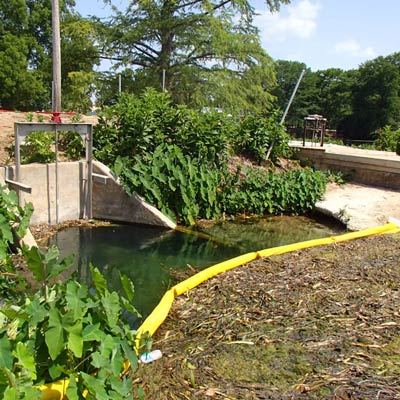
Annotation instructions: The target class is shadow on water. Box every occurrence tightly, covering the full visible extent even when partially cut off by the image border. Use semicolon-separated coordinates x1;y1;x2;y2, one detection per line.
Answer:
47;214;344;325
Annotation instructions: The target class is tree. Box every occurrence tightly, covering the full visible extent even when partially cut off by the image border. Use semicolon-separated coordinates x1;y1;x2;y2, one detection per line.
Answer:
314;68;355;130
0;0;99;111
97;0;290;113
344;54;400;139
272;60;318;127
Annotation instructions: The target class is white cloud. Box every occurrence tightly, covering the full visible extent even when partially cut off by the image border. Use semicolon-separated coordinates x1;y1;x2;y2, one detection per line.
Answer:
255;0;321;43
333;39;376;58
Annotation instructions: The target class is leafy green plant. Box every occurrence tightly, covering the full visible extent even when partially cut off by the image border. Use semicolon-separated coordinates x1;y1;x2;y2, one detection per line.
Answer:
94;89;175;165
25;112;34;122
0;185;33;301
0;256;142;399
94;89;236;167
59;131;85;160
374;125;400;152
115;143;221;225
235;113;291;163
0;185;33;262
0;186;144;399
71;113;83;123
115;145;327;225
171;108;235;166
20;131;56;164
220;167;327;216
321;170;346;185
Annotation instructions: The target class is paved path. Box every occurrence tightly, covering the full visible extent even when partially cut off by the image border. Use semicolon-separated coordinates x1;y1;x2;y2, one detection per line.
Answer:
316;183;400;231
290;141;400;230
290;141;400;160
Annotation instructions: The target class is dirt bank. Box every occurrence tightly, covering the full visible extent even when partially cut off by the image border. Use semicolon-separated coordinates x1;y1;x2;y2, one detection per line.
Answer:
134;231;400;399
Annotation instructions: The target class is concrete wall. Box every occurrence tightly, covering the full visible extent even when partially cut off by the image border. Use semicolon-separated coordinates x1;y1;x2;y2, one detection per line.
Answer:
92;161;175;229
1;162;87;224
0;161;176;229
293;147;400;189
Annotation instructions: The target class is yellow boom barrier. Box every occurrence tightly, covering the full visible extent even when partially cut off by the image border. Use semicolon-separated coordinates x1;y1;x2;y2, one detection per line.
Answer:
40;221;400;399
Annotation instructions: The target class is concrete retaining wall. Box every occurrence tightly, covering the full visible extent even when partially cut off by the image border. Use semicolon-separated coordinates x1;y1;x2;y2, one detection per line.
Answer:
0;161;176;229
293;146;400;189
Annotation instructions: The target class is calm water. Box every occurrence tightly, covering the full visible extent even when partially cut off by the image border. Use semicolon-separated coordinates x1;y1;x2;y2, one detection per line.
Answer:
48;215;344;324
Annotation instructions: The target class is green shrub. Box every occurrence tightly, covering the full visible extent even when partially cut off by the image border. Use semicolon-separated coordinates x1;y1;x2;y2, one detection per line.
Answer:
374;125;400;152
235;113;290;163
115;146;327;225
0;186;143;399
20;131;56;164
94;89;236;167
171;108;235;166
59;131;85;160
115;144;221;225
221;167;327;216
93;90;175;165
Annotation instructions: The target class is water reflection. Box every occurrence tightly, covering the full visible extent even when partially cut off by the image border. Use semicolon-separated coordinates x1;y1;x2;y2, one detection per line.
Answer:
47;215;344;323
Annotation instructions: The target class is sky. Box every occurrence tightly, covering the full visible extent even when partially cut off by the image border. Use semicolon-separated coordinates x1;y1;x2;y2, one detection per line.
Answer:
75;0;400;72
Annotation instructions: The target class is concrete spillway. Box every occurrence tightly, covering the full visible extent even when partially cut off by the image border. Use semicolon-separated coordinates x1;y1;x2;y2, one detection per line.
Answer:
0;160;176;229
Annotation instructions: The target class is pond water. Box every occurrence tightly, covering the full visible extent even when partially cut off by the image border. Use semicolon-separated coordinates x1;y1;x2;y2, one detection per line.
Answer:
47;215;344;325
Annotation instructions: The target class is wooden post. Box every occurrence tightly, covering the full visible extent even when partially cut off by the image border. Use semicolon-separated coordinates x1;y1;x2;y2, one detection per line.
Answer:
51;0;62;122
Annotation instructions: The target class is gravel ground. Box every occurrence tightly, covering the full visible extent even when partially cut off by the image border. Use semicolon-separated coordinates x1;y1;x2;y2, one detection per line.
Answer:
134;232;400;400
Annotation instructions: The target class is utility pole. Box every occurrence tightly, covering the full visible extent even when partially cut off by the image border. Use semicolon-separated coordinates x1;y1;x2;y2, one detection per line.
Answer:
51;0;62;122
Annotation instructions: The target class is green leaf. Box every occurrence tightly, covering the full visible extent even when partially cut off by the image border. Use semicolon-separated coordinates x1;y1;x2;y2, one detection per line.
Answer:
3;386;18;400
0;336;13;370
89;264;108;297
48;364;63;381
47;254;73;281
0;214;13;244
16;202;34;238
82;323;103;342
121;340;138;373
119;273;134;302
45;307;64;360
66;281;88;320
14;342;36;380
101;292;121;329
0;241;8;261
45;245;73;280
81;372;109;400
65;321;83;358
65;373;80;400
22;245;45;282
110;345;123;376
121;298;141;318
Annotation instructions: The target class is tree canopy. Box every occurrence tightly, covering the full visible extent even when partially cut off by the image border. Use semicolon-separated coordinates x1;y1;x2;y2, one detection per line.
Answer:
0;0;99;111
273;54;400;140
97;0;289;113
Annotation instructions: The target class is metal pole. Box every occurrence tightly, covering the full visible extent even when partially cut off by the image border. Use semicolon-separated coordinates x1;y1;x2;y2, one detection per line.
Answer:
51;0;62;122
55;128;59;224
14;124;21;204
162;69;166;92
280;69;306;125
86;126;93;219
118;74;122;93
266;69;306;160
